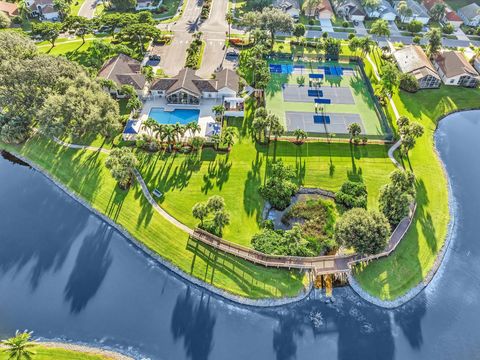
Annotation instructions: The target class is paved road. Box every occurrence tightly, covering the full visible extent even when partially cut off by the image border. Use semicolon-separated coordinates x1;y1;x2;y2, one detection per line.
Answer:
78;0;97;19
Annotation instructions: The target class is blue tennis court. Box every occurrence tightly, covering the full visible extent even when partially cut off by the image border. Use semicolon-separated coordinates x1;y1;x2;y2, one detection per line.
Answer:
269;64;300;74
314;115;331;124
309;74;324;79
314;98;331;104
307;89;323;97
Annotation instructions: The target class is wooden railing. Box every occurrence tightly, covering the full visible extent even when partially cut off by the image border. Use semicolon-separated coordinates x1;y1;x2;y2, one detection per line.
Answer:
190;202;417;275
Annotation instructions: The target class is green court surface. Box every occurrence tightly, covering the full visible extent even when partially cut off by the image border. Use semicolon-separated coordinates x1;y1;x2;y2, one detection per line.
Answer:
265;61;391;139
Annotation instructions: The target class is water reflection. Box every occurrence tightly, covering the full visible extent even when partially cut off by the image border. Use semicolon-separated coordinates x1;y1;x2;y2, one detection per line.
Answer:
2;111;480;360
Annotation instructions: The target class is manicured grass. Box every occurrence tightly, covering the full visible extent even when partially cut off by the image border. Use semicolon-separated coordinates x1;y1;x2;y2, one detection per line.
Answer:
70;0;87;15
355;86;480;300
1;136;305;299
0;345;110;360
264;60;387;137
137;107;394;247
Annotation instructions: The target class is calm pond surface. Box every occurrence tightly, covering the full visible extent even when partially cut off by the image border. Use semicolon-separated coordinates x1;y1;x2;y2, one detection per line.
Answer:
1;111;480;360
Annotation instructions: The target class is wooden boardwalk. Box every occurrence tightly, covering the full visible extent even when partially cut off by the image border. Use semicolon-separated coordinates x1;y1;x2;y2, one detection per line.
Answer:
51;136;415;277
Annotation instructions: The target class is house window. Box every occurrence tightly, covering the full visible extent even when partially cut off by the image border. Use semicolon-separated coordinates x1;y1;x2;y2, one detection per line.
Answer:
450;79;454;84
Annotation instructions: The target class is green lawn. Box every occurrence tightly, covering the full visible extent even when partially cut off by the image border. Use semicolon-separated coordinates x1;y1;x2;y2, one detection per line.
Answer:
70;0;87;15
0;345;110;360
136;105;394;247
1;135;305;299
355;86;480;300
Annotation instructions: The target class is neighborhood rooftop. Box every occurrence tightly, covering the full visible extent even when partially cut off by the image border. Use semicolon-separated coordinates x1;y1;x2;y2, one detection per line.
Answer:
435;51;479;78
98;54;146;90
393;45;439;80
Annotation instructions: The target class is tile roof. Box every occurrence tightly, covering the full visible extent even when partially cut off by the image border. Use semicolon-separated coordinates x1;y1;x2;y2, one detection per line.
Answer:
435;51;479;78
458;2;480;20
393;45;440;80
0;1;18;16
445;8;462;21
98;54;146;90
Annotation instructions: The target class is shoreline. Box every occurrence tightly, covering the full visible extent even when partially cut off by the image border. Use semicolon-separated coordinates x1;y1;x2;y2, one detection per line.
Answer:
347;109;478;308
4;150;314;308
3;108;477;310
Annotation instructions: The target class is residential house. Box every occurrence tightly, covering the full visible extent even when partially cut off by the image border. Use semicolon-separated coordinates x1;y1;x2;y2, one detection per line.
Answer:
365;0;397;21
304;0;334;20
98;54;148;98
273;0;300;17
458;3;480;27
423;0;463;27
395;0;430;24
0;1;19;17
150;68;240;105
393;45;441;89
332;0;366;21
474;56;480;74
445;7;463;28
434;51;480;87
25;0;59;20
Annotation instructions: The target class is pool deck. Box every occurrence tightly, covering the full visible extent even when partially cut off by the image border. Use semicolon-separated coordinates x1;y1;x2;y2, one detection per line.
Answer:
137;98;222;139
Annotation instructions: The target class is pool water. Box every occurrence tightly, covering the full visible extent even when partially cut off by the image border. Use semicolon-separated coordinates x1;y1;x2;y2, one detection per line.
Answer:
148;108;200;125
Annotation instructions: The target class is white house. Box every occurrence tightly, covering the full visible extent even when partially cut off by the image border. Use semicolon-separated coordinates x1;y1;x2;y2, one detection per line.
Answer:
458;3;480;27
25;0;59;20
332;0;366;22
365;0;397;21
395;0;430;24
273;0;300;17
150;68;241;106
98;54;148;98
434;51;480;88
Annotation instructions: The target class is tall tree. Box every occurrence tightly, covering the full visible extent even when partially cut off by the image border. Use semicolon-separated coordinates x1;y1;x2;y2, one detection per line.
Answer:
396;1;412;22
370;19;390;38
225;11;233;40
302;0;322;17
380;62;400;97
335;208;390;255
63;16;93;44
31;22;62;47
430;2;446;21
110;0;137;10
117;23;161;54
259;7;293;46
0;11;11;29
105;148;138;189
426;28;442;56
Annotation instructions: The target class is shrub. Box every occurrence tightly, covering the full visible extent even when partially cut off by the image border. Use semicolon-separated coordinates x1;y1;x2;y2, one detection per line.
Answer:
443;23;454;35
252;226;317;256
259;160;298;210
399;73;419;93
412;35;421;44
335;208;390;255
105;148;138;189
379;170;415;226
335;181;367;209
342;21;349;28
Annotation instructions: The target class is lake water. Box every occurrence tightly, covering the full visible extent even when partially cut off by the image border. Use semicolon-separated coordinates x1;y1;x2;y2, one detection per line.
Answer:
1;110;480;360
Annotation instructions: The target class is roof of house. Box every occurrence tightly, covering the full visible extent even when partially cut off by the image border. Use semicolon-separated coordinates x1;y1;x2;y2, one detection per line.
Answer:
274;0;300;11
98;54;146;90
317;0;334;15
365;0;396;17
393;45;440;80
445;8;462;21
458;3;480;19
435;51;480;78
332;0;366;15
407;0;429;17
41;4;57;13
150;68;239;95
422;0;442;12
0;1;18;16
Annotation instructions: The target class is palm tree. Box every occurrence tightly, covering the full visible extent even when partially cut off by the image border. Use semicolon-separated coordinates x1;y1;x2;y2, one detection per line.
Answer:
370;19;390;38
210;134;221;150
126;96;142;114
2;330;35;360
172;123;185;144
221;126;237;151
212;105;225;123
270;118;285;143
187;121;201;137
141;117;157;137
315;37;324;60
154;123;166;142
225;11;234;40
252;116;268;143
360;36;374;56
163;125;176;151
293;129;307;144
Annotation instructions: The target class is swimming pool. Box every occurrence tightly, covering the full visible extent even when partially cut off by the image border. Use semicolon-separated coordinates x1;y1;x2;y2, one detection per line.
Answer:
148;108;200;125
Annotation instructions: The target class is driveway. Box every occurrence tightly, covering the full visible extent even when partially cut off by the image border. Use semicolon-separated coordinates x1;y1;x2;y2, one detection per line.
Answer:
78;0;97;18
319;19;333;33
354;21;367;36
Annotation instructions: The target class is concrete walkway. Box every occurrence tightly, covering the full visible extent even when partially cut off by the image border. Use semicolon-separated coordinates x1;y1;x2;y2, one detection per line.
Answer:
78;0;97;19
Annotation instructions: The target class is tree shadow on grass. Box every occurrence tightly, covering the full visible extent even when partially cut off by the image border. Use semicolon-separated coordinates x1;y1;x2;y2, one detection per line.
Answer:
347;143;363;182
243;150;264;218
105;184;128;221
